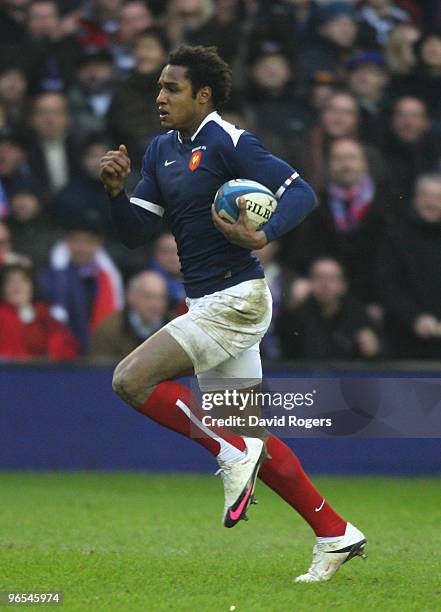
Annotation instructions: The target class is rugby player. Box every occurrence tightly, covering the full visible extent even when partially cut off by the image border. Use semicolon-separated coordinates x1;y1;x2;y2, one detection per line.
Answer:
100;44;366;582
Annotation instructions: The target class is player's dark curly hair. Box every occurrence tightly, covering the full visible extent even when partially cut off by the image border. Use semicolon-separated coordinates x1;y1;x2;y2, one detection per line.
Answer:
168;45;232;109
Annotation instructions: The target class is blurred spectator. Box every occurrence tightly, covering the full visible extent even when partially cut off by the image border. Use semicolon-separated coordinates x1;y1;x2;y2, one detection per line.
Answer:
277;257;381;360
107;27;168;163
149;232;185;312
24;0;82;93
288;138;393;301
357;0;414;48
346;50;389;139
381;96;441;201
0;0;28;49
165;0;214;50
78;0;123;50
0;263;78;360
68;50;117;142
39;218;123;353
411;30;441;126
385;22;420;76
7;190;59;270
183;0;242;64
297;2;360;90
90;269;169;358
112;0;155;73
305;69;341;120
0;64;28;131
53;135;113;234
28;92;79;199
251;0;319;61
0;132;40;214
246;52;308;160
299;91;362;190
0;221;31;267
376;172;441;359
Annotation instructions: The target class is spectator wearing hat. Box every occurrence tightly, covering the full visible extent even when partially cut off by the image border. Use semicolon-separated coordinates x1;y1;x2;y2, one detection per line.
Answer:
297;1;361;91
107;27;168;167
39;214;123;354
67;50;117;144
381;96;441;202
0;263;78;361
7;190;59;271
303;70;341;117
28;92;79;200
346;50;390;142
90;270;170;360
376;172;441;359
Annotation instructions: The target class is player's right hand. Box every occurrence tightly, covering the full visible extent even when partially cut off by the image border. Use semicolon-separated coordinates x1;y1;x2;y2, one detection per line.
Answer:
100;144;131;197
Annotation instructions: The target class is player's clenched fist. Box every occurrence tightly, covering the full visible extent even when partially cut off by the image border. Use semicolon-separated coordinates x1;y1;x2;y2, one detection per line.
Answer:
100;144;131;197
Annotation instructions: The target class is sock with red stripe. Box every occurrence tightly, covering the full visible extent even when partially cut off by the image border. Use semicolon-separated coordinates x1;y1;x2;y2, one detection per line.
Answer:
137;381;246;463
258;435;346;537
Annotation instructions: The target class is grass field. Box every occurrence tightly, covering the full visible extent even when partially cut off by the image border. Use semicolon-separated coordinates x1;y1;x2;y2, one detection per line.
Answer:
1;473;440;611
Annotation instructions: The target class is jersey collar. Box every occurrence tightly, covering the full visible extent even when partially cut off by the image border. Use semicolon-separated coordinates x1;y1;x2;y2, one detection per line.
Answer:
177;111;221;143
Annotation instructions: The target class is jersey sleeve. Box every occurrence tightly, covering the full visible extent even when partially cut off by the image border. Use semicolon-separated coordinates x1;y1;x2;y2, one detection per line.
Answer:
130;137;166;218
230;132;317;242
233;132;299;198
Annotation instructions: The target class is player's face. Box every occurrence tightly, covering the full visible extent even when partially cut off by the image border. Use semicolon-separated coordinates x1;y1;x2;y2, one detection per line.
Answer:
157;64;203;136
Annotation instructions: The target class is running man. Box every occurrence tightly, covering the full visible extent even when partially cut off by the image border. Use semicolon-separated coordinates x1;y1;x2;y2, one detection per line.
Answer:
100;45;366;582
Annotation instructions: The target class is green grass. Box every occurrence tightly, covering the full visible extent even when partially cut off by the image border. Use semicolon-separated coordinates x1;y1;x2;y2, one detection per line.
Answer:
1;473;440;611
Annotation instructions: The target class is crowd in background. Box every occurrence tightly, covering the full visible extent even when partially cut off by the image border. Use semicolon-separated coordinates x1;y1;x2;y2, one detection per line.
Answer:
1;0;441;363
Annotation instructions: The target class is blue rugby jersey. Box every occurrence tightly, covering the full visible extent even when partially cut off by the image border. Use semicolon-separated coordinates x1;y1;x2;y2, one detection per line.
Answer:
110;111;308;298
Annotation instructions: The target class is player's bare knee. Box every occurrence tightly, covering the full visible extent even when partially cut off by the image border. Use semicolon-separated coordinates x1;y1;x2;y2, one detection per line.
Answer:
112;363;139;404
112;359;158;406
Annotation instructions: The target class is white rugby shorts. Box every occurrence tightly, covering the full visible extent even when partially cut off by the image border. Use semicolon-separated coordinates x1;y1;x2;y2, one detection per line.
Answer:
164;278;272;390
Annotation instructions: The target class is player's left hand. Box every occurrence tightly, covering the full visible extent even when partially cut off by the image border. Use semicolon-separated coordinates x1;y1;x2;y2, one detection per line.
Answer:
211;197;268;250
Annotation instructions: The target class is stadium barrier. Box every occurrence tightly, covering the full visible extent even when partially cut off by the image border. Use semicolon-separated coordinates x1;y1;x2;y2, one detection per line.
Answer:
1;363;440;474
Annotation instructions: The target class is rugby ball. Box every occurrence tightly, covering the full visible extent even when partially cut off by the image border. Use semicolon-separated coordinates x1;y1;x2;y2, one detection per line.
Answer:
214;179;278;229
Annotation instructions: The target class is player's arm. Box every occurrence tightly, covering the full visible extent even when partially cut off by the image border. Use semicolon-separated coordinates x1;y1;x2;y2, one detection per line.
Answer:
100;142;164;249
212;133;317;249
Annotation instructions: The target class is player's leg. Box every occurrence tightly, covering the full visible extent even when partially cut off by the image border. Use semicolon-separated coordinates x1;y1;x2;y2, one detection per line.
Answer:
203;342;367;579
112;327;248;461
258;436;366;581
198;344;269;527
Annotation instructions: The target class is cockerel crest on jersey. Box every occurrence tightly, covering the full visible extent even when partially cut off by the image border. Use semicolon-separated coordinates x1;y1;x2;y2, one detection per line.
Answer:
189;150;202;171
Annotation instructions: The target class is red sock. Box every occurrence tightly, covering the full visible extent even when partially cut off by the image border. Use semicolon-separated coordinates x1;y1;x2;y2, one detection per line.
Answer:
137;381;246;458
258;435;346;537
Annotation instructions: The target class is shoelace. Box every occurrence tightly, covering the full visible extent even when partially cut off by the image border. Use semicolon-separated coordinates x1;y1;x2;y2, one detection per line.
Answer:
215;467;229;478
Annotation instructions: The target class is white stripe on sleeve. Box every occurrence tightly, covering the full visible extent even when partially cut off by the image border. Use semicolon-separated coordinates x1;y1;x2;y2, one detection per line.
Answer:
130;197;165;217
